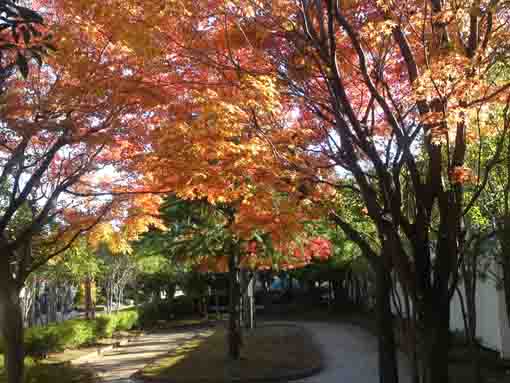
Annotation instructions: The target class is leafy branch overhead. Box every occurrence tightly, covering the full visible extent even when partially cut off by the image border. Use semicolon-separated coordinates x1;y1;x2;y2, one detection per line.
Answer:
0;0;54;79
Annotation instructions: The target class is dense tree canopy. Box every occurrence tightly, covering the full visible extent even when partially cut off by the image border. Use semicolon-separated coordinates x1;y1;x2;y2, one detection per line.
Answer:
2;1;510;383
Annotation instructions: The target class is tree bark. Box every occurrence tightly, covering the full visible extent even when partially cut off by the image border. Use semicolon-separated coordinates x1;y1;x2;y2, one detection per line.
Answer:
417;242;452;383
462;240;481;383
375;258;399;383
244;274;255;330
0;257;25;383
419;296;450;383
228;245;242;360
499;216;510;326
84;276;95;320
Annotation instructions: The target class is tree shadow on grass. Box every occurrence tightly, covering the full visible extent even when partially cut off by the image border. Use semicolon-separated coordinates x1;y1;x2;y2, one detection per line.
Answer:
136;324;323;383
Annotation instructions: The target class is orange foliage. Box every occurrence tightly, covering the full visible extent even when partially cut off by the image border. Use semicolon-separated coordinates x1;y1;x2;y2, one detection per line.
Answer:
33;0;510;260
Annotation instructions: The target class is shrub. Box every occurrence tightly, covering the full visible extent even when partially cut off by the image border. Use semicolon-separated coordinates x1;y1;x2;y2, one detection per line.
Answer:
137;297;198;329
171;296;195;317
138;301;173;329
100;309;139;335
16;308;140;356
114;309;139;331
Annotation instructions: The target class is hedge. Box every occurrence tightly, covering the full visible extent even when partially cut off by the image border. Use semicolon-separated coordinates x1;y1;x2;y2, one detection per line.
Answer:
138;296;196;329
1;309;139;356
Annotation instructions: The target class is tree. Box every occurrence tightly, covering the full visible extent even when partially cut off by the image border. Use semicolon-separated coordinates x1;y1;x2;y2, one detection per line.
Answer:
44;1;510;382
96;244;137;314
134;254;183;303
0;9;162;383
138;195;331;360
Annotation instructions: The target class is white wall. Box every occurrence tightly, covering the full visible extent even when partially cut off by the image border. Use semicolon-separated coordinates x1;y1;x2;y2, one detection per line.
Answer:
450;270;503;351
392;260;510;357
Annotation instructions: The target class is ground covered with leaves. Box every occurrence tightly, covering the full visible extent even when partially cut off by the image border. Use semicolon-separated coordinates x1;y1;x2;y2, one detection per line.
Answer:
138;323;322;382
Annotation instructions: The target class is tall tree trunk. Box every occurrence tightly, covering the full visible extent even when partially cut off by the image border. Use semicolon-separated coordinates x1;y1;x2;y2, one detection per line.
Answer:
502;133;510;326
84;276;95;320
462;240;481;383
228;245;242;360
402;284;419;383
215;291;220;320
244;274;255;330
419;295;450;383
0;258;25;383
375;258;399;383
418;238;452;383
499;216;510;325
47;284;57;323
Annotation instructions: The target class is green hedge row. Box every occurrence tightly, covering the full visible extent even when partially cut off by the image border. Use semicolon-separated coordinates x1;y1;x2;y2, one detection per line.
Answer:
138;296;196;329
1;309;139;356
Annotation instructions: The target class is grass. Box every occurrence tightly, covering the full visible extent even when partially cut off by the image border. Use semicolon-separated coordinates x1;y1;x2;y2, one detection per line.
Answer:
139;324;322;382
0;355;95;383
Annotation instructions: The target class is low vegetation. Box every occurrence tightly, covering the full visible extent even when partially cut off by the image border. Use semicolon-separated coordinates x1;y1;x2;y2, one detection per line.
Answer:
0;309;138;357
137;297;197;329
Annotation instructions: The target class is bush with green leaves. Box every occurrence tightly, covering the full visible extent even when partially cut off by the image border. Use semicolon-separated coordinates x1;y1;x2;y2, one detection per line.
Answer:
138;301;173;329
1;309;139;356
137;296;196;329
96;309;139;338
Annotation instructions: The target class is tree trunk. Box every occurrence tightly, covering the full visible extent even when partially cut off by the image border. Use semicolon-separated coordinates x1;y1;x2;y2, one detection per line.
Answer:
84;276;95;320
47;284;57;323
499;216;510;326
245;274;255;330
375;259;399;383
228;247;242;360
215;291;220;320
462;242;481;383
0;261;25;383
402;284;419;383
419;296;450;383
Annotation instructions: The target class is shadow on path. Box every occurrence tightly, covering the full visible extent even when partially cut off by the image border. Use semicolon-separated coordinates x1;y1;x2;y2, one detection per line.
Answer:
74;330;212;382
76;321;410;383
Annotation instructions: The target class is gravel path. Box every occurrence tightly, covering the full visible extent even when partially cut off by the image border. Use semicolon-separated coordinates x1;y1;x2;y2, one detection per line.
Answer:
74;329;213;382
291;321;412;383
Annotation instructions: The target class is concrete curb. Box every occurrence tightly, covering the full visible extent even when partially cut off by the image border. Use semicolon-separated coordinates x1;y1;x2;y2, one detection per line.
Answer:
230;364;324;383
136;364;323;383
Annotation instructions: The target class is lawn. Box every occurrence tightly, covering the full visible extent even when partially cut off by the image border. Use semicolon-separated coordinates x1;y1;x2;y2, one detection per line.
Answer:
0;355;95;383
139;324;323;382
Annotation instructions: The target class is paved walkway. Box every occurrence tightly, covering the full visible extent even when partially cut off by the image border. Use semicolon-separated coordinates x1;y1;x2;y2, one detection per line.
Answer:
75;321;410;383
74;329;213;382
292;321;412;383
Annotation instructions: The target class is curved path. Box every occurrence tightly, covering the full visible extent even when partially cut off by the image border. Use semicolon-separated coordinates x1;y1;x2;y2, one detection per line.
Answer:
74;328;213;382
75;321;411;383
291;321;412;383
